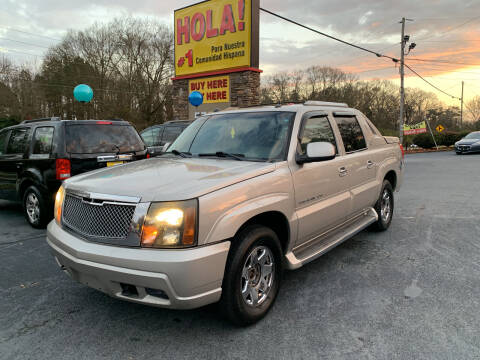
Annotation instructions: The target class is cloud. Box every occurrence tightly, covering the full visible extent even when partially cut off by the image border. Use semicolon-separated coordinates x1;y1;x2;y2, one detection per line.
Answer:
0;0;479;104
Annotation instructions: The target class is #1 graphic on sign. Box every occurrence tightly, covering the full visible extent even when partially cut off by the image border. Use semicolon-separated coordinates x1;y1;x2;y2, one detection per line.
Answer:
175;0;257;76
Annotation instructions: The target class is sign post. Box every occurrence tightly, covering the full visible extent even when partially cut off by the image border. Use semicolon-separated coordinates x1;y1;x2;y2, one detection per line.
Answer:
171;0;261;120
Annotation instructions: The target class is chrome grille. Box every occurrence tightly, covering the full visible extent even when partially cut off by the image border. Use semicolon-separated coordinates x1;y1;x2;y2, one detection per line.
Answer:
458;145;471;151
62;194;135;239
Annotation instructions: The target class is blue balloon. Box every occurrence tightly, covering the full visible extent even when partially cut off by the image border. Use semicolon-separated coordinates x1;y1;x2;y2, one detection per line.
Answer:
188;91;203;107
73;84;94;103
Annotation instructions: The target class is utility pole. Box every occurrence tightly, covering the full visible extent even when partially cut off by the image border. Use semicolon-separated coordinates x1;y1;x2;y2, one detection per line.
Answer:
398;18;414;145
399;18;406;145
460;81;464;128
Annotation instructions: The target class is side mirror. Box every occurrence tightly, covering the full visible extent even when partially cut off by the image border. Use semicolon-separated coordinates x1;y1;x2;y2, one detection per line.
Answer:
296;142;336;164
161;142;171;153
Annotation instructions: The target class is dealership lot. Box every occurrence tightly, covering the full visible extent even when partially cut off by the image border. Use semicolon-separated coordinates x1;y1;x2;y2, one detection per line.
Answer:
1;151;479;359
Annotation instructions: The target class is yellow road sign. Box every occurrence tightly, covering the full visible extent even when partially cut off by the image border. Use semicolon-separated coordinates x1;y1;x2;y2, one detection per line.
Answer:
436;124;445;132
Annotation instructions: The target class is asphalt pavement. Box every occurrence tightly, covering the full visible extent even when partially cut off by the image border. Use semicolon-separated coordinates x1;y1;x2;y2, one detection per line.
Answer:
1;151;479;360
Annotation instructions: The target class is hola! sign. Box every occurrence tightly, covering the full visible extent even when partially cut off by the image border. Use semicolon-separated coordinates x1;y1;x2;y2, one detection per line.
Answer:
189;75;230;103
174;0;259;77
403;121;427;135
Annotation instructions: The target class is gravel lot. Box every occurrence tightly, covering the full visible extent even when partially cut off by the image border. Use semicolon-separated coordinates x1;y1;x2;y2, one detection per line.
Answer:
1;151;479;360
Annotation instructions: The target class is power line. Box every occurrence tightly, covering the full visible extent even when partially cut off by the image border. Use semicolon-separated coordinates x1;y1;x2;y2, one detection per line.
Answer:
0;37;50;49
260;7;395;61
0;48;43;57
0;27;62;41
404;63;461;99
406;58;479;66
417;16;480;42
260;7;463;104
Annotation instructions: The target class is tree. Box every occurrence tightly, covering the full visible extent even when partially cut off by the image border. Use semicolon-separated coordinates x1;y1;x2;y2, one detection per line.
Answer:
466;96;480;123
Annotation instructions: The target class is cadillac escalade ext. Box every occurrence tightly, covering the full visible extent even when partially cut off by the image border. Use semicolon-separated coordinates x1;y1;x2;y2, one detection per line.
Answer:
46;101;404;325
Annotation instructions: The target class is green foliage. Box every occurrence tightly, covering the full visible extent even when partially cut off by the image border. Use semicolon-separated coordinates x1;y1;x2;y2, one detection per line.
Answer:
436;131;461;147
412;133;436;149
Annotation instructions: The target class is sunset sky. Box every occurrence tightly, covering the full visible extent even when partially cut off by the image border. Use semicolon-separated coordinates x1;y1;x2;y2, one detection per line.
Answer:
1;0;479;107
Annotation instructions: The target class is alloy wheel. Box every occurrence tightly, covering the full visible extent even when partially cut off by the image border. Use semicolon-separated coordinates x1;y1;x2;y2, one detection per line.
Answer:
240;245;275;307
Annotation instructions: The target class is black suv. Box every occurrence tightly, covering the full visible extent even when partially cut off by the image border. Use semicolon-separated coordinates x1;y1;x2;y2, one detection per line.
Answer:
140;120;192;156
0;118;147;228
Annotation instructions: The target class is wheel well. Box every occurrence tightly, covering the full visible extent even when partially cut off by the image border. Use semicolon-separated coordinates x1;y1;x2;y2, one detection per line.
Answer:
18;179;34;200
236;211;290;254
384;170;397;191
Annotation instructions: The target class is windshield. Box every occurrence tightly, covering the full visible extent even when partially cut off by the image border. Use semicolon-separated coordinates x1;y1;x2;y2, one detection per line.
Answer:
168;111;295;161
65;124;144;154
464;132;480;140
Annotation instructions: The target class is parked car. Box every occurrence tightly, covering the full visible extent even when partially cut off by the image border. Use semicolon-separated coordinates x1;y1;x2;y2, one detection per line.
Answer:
140;120;192;156
47;101;404;325
454;131;480;154
0;117;147;228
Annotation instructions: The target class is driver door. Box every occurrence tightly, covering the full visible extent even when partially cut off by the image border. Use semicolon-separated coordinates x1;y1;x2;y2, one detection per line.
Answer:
290;112;351;246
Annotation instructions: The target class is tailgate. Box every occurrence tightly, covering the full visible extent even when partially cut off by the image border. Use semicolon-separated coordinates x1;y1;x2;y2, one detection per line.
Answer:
69;153;136;176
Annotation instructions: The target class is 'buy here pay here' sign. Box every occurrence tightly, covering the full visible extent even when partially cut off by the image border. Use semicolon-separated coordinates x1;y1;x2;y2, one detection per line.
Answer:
188;76;230;103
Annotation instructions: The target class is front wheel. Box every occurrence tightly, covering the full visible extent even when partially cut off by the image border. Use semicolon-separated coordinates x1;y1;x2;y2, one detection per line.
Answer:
220;225;283;326
370;180;394;231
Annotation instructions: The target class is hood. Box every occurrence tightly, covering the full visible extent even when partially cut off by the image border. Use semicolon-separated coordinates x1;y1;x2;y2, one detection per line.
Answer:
456;139;480;145
65;157;276;202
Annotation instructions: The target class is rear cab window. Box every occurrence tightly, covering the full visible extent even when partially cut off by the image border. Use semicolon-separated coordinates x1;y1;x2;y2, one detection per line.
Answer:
333;113;367;153
65;123;144;154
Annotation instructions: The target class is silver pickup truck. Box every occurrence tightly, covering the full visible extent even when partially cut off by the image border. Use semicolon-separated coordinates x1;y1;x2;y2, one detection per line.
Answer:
47;101;404;325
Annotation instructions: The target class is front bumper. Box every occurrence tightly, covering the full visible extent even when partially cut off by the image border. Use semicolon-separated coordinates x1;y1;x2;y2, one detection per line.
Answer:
46;221;230;309
455;144;480;153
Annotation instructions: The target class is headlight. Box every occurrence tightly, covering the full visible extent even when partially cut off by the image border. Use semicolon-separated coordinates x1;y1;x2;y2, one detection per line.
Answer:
141;199;197;248
54;185;66;225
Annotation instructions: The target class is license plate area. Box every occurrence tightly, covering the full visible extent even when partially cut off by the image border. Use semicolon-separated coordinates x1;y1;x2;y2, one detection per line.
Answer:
107;161;124;167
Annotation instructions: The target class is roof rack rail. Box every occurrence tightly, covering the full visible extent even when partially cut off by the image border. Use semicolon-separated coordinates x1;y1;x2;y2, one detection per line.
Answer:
164;120;191;124
21;117;61;124
304;101;349;108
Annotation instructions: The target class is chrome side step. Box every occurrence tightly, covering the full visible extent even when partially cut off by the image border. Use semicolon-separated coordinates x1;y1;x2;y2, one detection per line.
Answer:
285;208;378;270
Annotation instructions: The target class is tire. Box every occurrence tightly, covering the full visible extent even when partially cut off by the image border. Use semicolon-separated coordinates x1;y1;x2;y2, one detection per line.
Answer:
220;225;283;326
23;185;50;229
370;180;394;232
456;152;462;155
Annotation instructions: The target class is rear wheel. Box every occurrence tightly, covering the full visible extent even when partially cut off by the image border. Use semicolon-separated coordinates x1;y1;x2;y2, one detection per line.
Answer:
220;225;283;326
370;180;394;231
23;185;49;228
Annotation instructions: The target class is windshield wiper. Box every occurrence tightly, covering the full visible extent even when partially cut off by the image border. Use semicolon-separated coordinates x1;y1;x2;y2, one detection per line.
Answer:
170;149;192;158
198;151;245;161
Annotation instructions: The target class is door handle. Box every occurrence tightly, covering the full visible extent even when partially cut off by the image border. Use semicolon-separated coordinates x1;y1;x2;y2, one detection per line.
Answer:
367;160;375;169
339;166;348;177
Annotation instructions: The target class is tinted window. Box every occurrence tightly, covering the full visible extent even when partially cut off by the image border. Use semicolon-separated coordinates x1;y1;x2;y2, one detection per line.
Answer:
141;129;154;146
465;132;480;139
299;115;337;155
65;124;144;154
0;131;8;155
6;128;30;154
32;127;55;154
334;116;367;152
162;126;183;143
151;127;163;146
170;112;294;161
